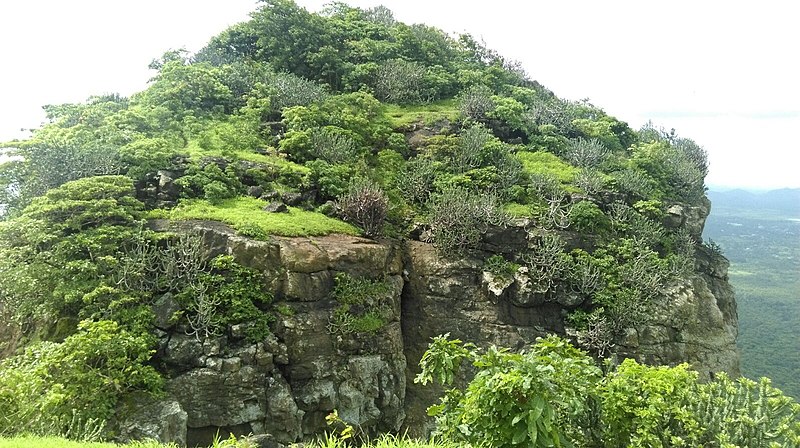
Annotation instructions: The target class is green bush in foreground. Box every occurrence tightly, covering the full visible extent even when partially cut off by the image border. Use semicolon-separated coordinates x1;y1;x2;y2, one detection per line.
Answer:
417;335;800;448
0;321;161;439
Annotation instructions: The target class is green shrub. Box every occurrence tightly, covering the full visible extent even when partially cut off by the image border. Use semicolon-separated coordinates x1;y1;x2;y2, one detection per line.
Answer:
569;200;609;233
484;255;519;281
306;160;357;202
600;359;703;447
417;335;602;448
572;116;629;152
179;255;273;342
175;162;243;203
0;320;161;438
487;95;526;131
0;138;124;213
119;137;180;180
0;176;145;322
328;273;392;335
280;92;391;162
418;336;800;448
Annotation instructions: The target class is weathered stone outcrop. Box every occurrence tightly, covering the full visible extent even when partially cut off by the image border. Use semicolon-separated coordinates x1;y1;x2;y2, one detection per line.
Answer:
121;197;738;446
126;222;405;446
613;249;739;379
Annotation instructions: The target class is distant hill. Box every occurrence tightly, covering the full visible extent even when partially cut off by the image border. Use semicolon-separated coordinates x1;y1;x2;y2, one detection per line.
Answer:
708;188;800;216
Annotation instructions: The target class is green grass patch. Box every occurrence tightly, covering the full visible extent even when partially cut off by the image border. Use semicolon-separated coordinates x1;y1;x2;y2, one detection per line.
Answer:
383;99;459;128
504;202;535;218
308;433;460;448
0;436;119;448
184;140;310;175
159;196;360;238
0;435;235;447
516;151;579;185
230;150;310;174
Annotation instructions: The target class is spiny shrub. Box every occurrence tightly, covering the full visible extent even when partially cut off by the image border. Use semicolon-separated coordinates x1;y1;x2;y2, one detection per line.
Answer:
691;373;800;447
612;168;657;200
458;85;495;122
336;178;389;238
425;187;508;256
400;157;438;205
564;137;610;169
309;127;361;164
373;59;429;104
574;167;606;196
453;124;493;173
525;95;579;135
180;255;274;343
267;70;329;113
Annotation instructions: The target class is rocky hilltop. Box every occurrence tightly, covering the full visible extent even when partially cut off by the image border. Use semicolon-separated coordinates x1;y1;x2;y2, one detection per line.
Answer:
0;2;740;446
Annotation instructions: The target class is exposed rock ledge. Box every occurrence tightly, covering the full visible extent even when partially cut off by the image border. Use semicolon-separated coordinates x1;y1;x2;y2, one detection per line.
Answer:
117;218;738;446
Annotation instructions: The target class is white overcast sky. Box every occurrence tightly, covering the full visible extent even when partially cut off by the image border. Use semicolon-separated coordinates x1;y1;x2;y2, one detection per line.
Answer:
1;0;798;190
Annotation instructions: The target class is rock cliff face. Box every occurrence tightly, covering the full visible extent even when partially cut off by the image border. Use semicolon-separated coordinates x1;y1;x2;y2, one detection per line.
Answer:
120;199;738;446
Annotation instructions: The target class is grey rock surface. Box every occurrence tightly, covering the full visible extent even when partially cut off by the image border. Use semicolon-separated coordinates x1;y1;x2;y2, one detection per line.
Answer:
118;194;739;444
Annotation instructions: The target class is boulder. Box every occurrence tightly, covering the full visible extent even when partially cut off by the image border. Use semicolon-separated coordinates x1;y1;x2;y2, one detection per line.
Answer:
248;185;265;198
263;202;289;213
115;397;187;447
281;192;303;206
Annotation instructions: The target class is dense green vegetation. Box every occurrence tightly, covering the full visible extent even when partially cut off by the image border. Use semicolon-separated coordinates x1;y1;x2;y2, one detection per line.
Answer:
418;335;800;447
704;189;800;399
0;0;794;445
